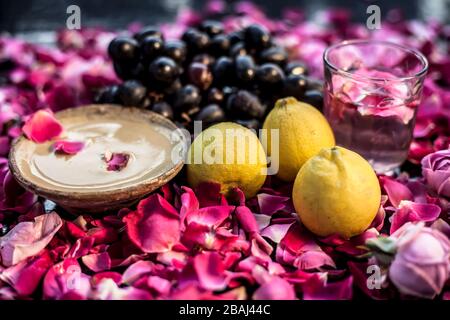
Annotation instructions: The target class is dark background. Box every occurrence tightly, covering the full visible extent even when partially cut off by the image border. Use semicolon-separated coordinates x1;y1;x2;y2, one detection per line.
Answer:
0;0;448;35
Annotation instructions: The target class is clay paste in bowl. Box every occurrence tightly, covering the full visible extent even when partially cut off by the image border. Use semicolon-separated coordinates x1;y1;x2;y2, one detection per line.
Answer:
9;104;188;212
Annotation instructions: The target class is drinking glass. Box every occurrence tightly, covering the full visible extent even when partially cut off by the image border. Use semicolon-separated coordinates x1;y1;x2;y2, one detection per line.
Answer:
323;40;428;174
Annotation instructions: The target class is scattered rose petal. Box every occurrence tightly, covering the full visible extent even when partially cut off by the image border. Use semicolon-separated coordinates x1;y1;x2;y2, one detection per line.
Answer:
253;276;296;300
261;222;295;243
82;252;111;272
380;176;414;208
192;251;227;291
257;193;290;215
52;140;84;155
43;259;91;300
0;212;62;267
92;278;152;300
121;260;154;285
0;251;53;296
390;201;441;234
123;194;180;253
22;109;63;143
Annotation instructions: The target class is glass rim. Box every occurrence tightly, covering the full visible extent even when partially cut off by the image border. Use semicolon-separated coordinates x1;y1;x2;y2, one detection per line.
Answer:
323;39;429;82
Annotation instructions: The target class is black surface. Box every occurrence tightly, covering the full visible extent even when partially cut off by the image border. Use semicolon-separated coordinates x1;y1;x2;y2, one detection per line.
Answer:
0;0;448;34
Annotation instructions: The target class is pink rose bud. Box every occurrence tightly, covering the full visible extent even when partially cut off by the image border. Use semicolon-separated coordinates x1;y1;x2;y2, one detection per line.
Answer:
389;222;450;299
421;149;450;198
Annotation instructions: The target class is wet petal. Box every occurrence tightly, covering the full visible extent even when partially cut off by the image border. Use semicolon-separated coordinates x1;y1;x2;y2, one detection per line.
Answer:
104;152;130;171
52;140;84;155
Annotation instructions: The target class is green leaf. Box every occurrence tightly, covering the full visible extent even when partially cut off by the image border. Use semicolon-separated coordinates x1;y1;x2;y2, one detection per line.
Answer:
366;236;397;255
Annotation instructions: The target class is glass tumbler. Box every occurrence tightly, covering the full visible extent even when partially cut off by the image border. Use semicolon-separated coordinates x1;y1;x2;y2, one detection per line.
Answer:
323;40;428;174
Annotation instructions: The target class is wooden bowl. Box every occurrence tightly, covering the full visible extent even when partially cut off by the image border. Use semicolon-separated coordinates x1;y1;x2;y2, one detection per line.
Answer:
9;104;188;213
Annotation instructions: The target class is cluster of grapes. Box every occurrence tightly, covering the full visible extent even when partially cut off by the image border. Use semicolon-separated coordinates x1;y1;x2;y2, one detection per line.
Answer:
97;21;323;130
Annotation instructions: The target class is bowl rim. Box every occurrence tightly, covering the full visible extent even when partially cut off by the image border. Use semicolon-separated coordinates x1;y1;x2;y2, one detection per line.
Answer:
8;104;187;205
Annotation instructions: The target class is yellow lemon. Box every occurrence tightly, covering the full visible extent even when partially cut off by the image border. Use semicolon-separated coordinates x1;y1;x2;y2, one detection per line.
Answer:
292;146;381;239
187;122;267;198
262;97;335;182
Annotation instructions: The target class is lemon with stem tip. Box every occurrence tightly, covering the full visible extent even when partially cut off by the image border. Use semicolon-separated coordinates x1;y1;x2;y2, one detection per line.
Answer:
292;146;381;239
262;97;335;182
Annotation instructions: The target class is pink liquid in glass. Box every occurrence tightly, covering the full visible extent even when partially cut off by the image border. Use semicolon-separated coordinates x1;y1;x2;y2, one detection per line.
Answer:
323;41;428;173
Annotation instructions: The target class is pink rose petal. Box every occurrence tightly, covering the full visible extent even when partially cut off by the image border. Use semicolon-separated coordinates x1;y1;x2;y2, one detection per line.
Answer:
261;222;295;243
280;223;321;253
180;187;199;229
253;276;296;300
192;252;227;291
294;251;336;270
121;260;154;285
390;201;441;234
184;205;234;229
43;259;91;300
235;206;259;234
123;194;180;253
104;152;130;171
92;278;152;300
0;212;62;267
91;272;122;286
147;275;172;296
52;140;84;155
194;182;228;207
380;176;414;208
22;109;63;143
0;251;53;296
81;252;111;272
257;193;290;215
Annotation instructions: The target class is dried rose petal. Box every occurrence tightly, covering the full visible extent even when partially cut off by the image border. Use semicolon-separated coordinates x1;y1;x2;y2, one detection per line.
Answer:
22;109;63;143
104;152;130;171
52;140;84;155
